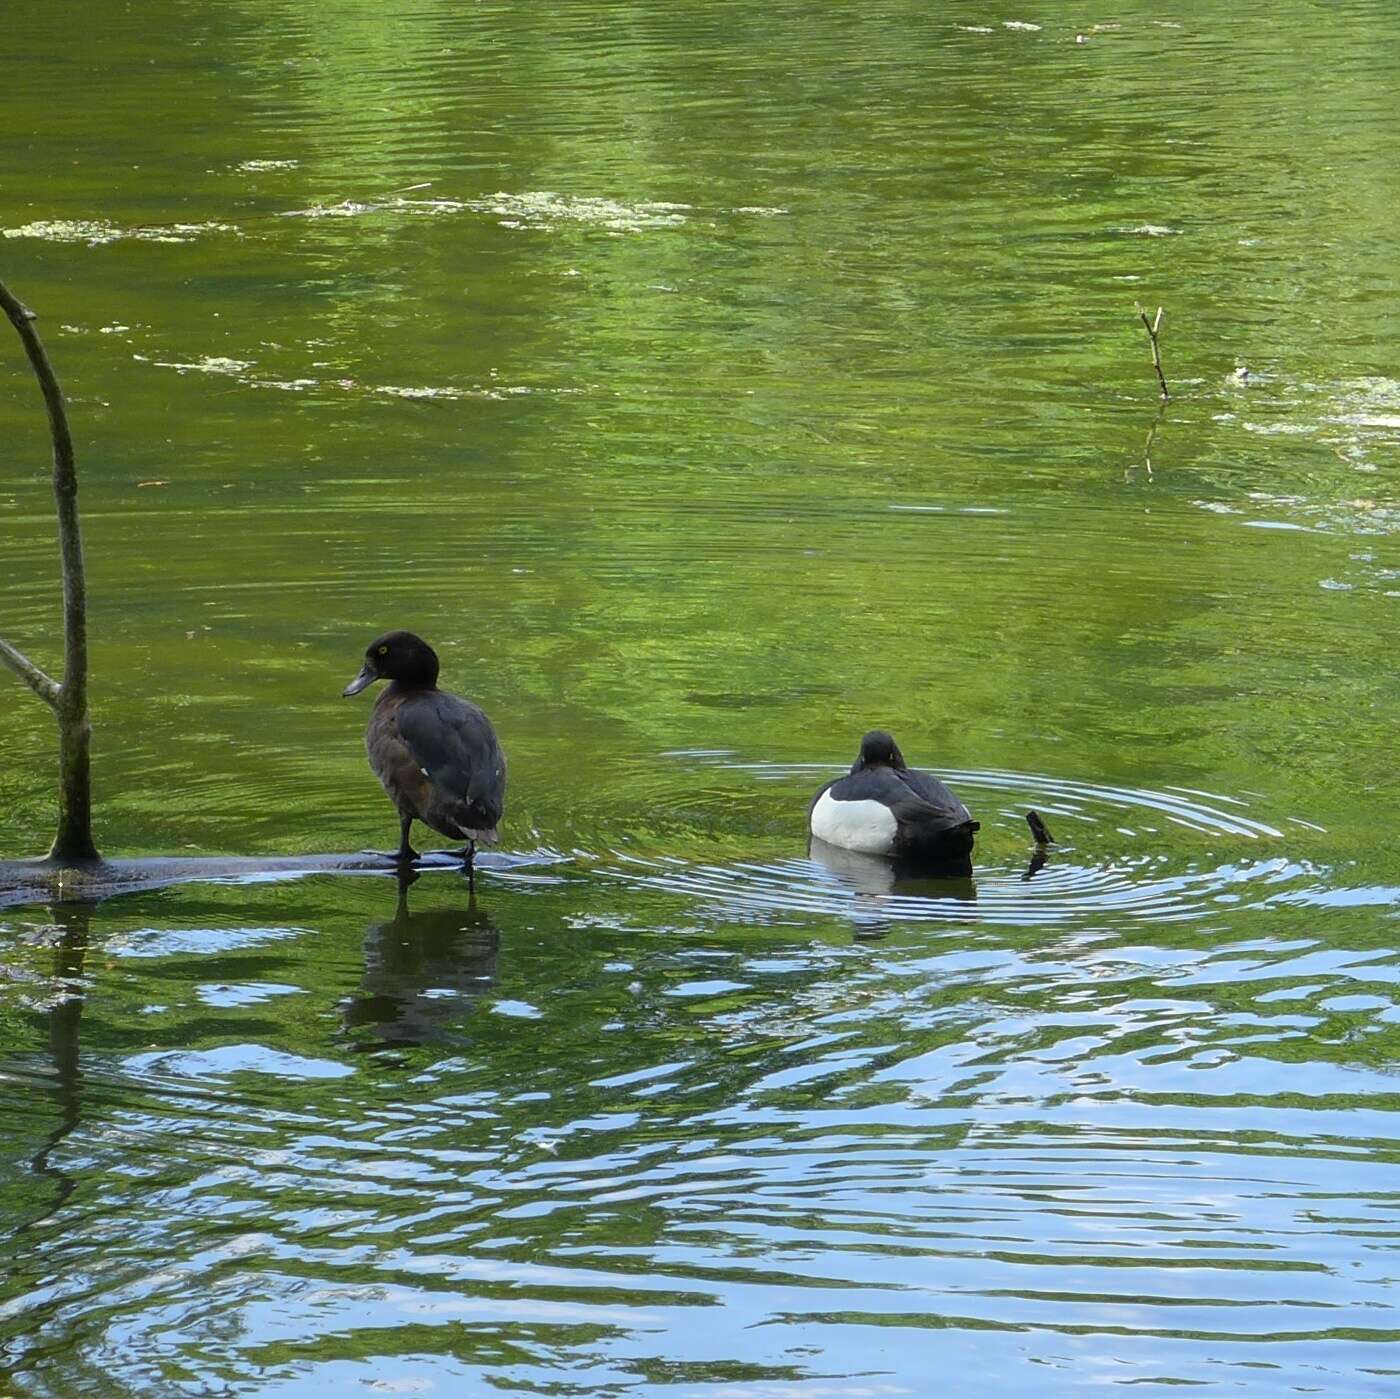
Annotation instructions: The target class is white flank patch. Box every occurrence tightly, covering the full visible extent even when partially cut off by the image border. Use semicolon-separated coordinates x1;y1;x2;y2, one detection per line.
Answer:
810;791;898;855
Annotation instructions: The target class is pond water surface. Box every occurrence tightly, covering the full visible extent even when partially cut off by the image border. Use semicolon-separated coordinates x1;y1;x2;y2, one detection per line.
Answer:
2;2;1398;1395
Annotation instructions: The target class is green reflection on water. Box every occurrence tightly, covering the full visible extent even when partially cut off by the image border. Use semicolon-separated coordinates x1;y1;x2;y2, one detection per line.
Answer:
1;1;1398;1394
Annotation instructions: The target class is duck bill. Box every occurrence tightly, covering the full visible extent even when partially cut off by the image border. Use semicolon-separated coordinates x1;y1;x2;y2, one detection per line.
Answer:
342;664;377;697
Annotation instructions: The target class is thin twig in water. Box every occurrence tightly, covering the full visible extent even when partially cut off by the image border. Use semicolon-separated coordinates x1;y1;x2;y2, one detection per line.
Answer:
1135;302;1170;402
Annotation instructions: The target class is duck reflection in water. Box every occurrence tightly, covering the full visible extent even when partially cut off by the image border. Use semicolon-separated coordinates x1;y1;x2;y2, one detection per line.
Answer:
343;872;499;1050
812;805;1055;907
810;835;977;896
809;835;976;936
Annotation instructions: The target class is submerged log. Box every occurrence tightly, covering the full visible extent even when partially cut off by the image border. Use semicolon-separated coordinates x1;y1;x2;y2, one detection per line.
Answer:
0;849;546;909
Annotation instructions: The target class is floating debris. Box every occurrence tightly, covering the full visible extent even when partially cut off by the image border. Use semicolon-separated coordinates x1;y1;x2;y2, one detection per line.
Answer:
374;385;468;401
4;219;125;244
1324;377;1400;432
280;190;691;233
143;355;573;404
4;219;238;245
469;191;690;231
153;356;254;376
277;190;788;232
279;197;469;220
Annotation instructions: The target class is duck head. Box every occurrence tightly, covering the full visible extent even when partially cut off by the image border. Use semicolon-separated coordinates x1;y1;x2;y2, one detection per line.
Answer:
853;730;906;771
343;631;440;696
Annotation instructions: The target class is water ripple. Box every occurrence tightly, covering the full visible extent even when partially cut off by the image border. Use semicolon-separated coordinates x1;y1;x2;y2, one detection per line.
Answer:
601;764;1329;930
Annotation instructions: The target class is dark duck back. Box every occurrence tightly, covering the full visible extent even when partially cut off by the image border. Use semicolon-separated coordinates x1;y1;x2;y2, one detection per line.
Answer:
809;730;978;864
343;631;506;869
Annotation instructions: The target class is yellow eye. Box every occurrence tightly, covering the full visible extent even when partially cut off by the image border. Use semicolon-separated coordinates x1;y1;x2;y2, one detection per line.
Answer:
378;645;388;655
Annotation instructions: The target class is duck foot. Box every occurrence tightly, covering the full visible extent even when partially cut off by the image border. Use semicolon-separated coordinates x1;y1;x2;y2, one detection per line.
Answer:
423;844;478;889
359;847;420;865
412;850;464;868
421;844;477;863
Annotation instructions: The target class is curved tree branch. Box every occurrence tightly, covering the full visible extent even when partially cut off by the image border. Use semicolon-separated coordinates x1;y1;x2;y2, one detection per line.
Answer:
0;277;98;862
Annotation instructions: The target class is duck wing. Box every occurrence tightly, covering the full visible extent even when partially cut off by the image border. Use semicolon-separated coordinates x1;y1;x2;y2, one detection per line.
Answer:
894;766;973;832
819;767;940;824
396;692;506;838
824;765;971;837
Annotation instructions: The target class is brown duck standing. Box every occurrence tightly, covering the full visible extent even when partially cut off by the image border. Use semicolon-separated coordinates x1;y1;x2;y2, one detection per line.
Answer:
343;631;506;881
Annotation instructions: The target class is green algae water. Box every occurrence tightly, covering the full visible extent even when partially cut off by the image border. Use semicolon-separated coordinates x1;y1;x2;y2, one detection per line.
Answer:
2;2;1398;1393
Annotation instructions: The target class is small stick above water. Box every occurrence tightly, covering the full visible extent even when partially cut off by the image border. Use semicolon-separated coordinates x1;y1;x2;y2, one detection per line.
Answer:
1135;303;1170;402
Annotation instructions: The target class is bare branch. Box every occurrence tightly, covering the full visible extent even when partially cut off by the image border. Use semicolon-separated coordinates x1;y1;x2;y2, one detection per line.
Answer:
1134;302;1170;402
0;277;98;862
0;280;86;709
0;638;60;707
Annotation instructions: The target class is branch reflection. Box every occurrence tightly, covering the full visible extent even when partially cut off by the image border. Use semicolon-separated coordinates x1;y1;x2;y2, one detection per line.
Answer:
21;901;91;1230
